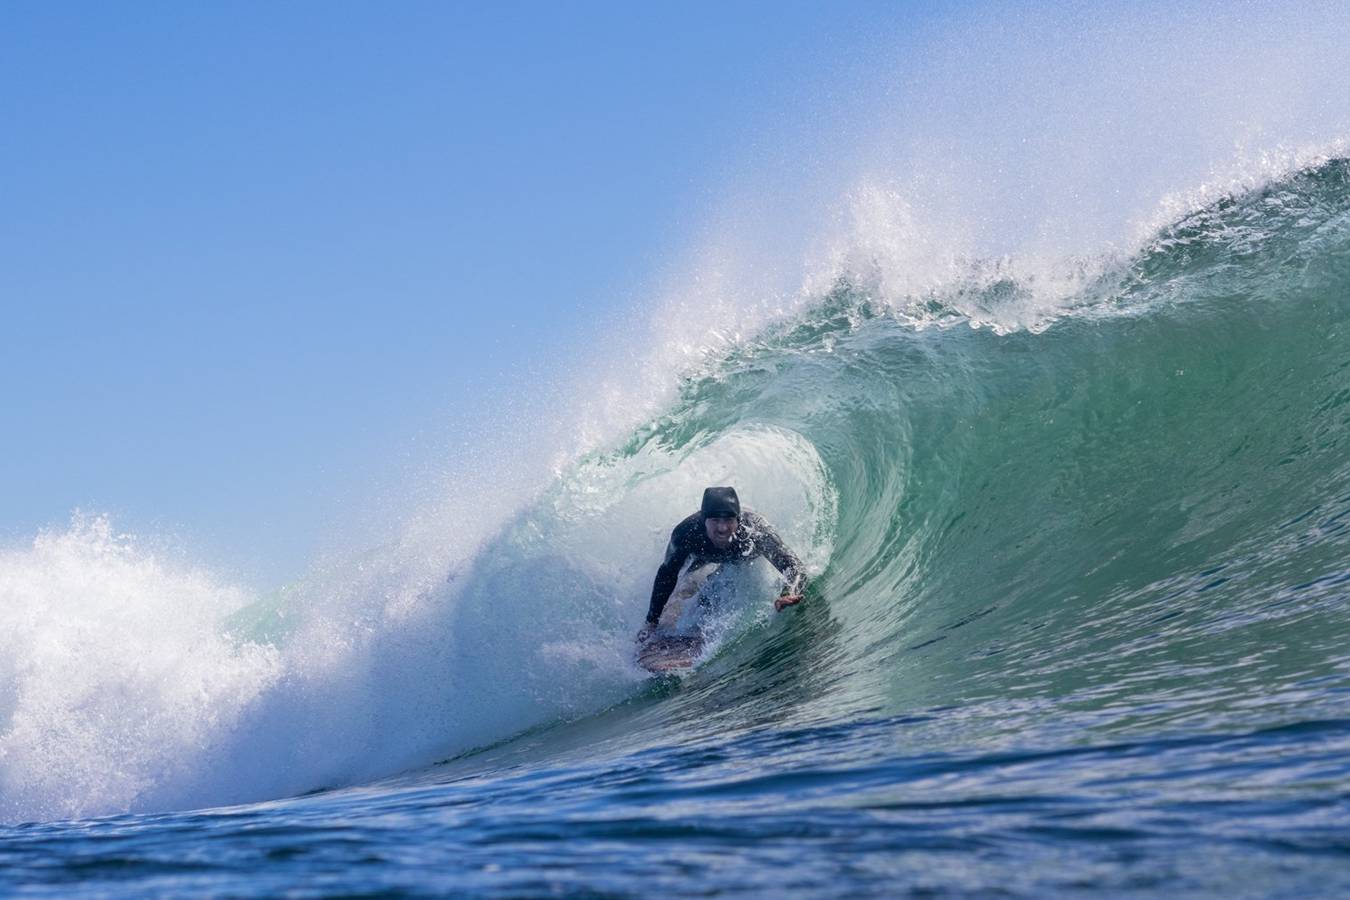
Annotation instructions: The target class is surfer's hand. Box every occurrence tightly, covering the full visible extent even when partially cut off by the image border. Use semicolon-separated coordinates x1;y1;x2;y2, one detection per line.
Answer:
774;594;803;612
636;625;654;644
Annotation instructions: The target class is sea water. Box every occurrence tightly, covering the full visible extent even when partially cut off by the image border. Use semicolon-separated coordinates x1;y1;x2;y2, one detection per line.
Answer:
6;157;1350;897
7;10;1350;897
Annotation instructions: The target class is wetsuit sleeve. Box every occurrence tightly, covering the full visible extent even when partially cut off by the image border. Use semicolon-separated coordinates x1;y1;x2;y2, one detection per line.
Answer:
751;515;808;595
646;527;692;625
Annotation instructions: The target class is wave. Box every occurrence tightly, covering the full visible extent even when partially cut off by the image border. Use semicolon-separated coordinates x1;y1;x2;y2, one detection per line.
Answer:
4;157;1350;825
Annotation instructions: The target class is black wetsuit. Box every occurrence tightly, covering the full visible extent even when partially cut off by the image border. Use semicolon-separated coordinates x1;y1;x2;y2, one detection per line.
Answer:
645;510;806;626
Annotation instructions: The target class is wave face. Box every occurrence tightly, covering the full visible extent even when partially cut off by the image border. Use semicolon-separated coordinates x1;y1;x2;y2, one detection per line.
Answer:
5;159;1350;865
683;157;1350;742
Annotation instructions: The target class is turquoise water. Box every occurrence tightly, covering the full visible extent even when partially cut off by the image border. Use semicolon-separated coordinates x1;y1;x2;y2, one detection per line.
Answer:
5;160;1350;895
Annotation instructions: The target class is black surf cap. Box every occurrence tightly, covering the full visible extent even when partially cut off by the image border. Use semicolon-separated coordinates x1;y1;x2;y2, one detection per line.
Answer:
701;486;741;519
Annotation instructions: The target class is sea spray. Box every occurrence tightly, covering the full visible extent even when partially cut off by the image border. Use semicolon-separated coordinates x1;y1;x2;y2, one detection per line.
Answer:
0;515;280;822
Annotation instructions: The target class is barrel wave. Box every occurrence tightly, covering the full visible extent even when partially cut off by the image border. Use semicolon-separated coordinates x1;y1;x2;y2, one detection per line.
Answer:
5;158;1350;894
653;156;1350;741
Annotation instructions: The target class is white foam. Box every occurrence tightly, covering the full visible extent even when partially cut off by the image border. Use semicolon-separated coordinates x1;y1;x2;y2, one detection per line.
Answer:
0;516;281;823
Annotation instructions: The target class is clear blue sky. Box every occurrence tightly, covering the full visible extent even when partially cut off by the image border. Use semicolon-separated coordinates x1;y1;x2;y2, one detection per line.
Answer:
1;2;920;585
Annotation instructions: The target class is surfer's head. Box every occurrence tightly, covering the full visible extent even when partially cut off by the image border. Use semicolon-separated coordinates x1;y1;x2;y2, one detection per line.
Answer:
702;486;741;549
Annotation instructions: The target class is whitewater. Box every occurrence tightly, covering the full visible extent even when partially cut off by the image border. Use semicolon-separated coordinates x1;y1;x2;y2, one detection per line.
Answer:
7;6;1350;897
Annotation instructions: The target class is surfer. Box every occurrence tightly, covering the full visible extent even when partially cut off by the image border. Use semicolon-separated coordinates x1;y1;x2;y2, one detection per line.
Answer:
637;486;807;643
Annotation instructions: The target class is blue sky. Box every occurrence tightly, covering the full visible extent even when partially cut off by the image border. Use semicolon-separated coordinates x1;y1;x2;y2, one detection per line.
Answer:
1;3;915;584
8;2;1347;588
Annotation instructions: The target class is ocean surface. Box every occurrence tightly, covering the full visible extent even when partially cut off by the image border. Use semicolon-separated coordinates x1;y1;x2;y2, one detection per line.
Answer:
6;157;1350;895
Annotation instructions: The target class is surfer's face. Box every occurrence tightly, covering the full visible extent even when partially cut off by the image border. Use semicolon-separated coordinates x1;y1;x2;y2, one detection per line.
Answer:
705;515;739;549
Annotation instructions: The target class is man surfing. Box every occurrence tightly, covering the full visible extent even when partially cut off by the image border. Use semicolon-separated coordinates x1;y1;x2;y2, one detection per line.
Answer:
636;486;807;645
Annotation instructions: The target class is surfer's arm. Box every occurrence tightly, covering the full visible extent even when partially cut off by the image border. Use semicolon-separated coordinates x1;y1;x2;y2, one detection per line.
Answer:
752;516;808;599
645;533;691;626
